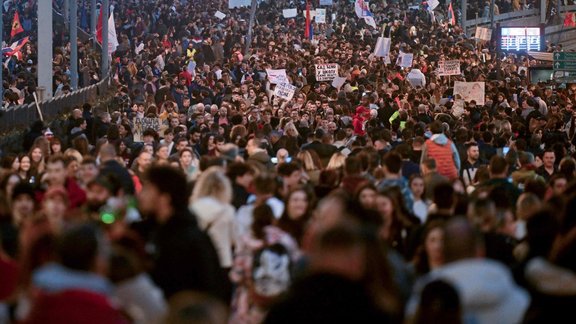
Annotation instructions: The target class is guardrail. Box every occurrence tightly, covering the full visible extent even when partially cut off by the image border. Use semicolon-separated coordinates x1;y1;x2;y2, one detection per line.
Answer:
466;8;540;28
0;71;114;133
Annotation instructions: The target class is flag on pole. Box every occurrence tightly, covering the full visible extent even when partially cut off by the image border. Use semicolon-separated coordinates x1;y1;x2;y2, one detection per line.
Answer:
96;6;103;43
10;11;24;39
305;0;313;40
2;36;29;60
448;2;456;26
108;11;119;54
354;0;377;28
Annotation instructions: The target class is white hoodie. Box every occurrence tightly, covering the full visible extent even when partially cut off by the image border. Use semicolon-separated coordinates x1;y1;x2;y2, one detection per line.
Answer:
407;259;530;324
190;196;235;268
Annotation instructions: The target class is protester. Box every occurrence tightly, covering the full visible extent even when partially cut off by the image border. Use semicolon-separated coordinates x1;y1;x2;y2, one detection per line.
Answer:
3;0;576;322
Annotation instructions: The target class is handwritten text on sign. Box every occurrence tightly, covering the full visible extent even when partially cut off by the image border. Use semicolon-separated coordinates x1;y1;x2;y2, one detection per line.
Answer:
315;63;339;81
453;81;485;106
266;69;288;84
437;60;461;76
274;83;297;101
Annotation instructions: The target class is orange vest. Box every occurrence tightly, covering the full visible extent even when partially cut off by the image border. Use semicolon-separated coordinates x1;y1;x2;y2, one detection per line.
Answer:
426;139;458;180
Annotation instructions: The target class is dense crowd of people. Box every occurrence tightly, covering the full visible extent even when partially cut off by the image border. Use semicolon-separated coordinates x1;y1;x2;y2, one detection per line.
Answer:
2;0;576;323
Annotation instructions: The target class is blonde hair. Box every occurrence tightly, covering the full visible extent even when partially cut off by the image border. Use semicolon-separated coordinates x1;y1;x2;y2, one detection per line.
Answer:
190;166;232;204
326;152;347;171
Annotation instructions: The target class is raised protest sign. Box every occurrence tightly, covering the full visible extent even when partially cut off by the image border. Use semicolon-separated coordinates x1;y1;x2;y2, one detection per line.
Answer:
282;8;297;18
229;0;251;8
453;81;485;106
133;117;161;142
396;52;414;68
315;63;339;81
319;0;333;5
266;69;288;84
274;83;297;101
315;8;326;23
428;0;439;11
373;37;391;58
437;60;461;76
475;27;491;41
214;11;226;19
332;76;347;89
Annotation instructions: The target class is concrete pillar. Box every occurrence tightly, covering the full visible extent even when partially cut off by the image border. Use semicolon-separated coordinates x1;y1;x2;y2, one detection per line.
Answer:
38;0;53;99
71;0;78;89
91;0;97;45
101;0;109;79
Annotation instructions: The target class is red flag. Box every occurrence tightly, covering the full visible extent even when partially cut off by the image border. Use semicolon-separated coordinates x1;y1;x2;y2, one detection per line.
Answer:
96;7;103;43
564;12;576;27
448;2;456;26
10;11;24;39
305;0;311;40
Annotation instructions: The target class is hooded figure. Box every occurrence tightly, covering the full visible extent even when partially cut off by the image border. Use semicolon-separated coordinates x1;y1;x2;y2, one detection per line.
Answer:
421;121;461;180
353;106;370;136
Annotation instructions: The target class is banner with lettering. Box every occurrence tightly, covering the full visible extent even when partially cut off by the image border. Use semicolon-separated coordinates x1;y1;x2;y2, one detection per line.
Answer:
315;63;339;81
274;83;297;101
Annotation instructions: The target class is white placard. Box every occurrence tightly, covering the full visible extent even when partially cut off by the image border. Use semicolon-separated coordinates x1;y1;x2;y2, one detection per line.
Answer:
302;9;316;17
283;8;298;18
475;27;491;41
373;37;391;58
315;63;339;81
274;83;297;101
397;52;414;68
437;60;461;76
266;69;288;84
215;11;226;19
315;8;326;23
428;0;439;11
331;76;347;89
319;0;333;5
453;81;485;106
229;0;251;9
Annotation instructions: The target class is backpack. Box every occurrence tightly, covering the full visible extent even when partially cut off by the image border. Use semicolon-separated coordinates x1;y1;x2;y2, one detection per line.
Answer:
249;242;292;307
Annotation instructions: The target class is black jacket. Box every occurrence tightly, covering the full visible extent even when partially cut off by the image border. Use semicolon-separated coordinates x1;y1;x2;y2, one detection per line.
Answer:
151;208;229;302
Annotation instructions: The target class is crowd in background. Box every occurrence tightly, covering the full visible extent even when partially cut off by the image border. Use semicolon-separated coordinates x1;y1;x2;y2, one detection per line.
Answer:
2;0;576;323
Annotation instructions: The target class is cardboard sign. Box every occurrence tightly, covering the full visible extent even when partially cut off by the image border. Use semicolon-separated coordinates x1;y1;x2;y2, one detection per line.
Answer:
315;8;326;23
315;63;339;81
133;117;161;142
274;83;297;101
396;52;414;68
428;0;439;11
214;11;226;19
282;8;298;18
373;37;391;58
453;81;485;106
266;69;288;84
437;60;461;76
331;76;347;89
475;27;491;41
